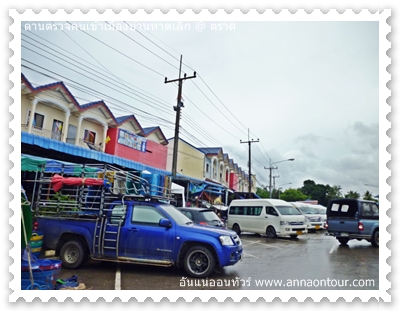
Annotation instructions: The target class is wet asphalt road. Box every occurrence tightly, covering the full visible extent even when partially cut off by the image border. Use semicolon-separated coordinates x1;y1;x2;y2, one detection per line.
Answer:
54;230;379;290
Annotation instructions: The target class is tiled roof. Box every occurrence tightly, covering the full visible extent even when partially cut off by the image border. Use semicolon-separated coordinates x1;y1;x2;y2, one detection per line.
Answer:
197;147;223;155
21;73;83;111
142;126;158;135
143;126;168;145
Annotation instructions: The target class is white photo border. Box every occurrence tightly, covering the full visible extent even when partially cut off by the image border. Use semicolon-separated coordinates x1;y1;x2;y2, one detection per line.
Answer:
8;9;391;302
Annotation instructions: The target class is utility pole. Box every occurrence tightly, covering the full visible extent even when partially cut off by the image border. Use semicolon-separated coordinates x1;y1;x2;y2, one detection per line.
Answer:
165;55;196;177
240;130;259;196
265;158;294;198
264;165;276;198
272;175;279;197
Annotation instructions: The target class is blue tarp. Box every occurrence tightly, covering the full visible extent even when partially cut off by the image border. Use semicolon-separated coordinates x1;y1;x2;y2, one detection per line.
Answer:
21;154;100;175
189;180;226;196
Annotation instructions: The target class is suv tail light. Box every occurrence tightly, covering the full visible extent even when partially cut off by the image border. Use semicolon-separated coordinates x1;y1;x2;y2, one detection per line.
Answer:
199;221;207;226
358;222;364;231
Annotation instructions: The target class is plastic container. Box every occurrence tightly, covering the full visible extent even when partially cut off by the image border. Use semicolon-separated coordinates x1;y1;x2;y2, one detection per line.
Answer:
21;259;62;272
21;268;61;289
21;279;51;290
29;239;43;248
30;231;44;241
30;248;42;257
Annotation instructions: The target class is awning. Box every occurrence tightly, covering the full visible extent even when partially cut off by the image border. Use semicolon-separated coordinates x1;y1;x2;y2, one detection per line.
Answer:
21;155;47;172
189;179;227;196
21;154;100;175
22;132;172;176
212;204;228;211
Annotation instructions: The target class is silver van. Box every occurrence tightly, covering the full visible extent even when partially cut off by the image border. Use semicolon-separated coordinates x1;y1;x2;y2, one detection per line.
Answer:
227;199;308;238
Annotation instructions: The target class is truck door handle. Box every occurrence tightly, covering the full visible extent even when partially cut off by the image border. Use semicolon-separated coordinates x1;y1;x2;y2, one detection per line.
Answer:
340;221;345;224
265;216;268;218
129;228;139;232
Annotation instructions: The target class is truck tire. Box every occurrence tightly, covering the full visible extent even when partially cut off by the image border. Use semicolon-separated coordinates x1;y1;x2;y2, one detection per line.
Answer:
337;237;349;245
371;230;379;247
232;224;241;235
183;246;216;278
266;226;277;238
60;240;88;269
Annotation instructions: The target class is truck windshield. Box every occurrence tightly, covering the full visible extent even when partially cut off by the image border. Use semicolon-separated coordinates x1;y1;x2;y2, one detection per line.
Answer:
276;206;303;215
298;206;318;214
160;204;193;225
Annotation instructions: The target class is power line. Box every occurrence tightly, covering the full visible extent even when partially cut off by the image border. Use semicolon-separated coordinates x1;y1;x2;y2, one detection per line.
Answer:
21;26;267;180
21;65;174;126
22;30;173;110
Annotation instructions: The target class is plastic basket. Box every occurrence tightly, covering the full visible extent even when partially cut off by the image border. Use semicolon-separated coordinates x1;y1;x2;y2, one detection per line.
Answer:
21;268;61;289
21;279;51;290
22;259;62;272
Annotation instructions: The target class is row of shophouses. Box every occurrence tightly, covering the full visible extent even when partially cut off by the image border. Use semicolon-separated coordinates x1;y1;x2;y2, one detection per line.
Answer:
20;73;257;204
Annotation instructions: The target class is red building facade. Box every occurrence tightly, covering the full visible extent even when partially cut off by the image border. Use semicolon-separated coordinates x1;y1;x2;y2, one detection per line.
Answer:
105;128;168;170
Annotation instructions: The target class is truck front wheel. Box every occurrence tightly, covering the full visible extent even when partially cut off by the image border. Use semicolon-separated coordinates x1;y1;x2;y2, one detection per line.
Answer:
183;246;216;278
60;240;88;269
371;230;379;247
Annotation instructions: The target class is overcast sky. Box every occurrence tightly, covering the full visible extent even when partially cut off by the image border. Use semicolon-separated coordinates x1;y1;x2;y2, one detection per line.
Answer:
21;19;380;197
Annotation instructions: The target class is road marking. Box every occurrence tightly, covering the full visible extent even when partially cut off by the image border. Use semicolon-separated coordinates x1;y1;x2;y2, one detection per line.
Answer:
115;264;121;290
329;245;336;254
241;240;281;249
243;252;259;259
241;240;262;246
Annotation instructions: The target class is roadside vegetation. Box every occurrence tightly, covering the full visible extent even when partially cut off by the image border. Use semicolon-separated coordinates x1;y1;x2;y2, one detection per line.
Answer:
256;179;378;206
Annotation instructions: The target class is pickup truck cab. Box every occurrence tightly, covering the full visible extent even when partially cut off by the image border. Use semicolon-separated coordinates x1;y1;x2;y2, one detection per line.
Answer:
325;198;379;247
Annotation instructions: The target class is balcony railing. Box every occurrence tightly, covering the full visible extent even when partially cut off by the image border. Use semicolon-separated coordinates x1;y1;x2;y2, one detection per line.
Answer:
79;138;104;152
21;124;64;141
21;125;103;152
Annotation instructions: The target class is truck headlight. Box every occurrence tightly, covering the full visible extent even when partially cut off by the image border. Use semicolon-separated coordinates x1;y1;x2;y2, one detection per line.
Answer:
219;235;234;246
280;221;289;225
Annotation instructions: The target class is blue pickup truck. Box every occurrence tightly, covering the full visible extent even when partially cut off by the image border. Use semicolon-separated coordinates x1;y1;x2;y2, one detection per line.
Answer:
31;164;243;278
325;198;379;247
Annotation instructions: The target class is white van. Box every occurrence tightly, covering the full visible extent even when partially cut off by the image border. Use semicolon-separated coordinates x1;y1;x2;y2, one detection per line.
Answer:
171;182;186;207
227;199;308;238
290;202;324;231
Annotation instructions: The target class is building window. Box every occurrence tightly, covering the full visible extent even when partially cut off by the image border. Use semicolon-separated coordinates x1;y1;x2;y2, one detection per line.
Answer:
28;111;45;129
51;119;63;141
206;164;209;173
66;124;77;144
84;129;96;144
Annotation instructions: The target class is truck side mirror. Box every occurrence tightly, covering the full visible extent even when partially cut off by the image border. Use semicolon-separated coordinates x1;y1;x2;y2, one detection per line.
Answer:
159;218;172;228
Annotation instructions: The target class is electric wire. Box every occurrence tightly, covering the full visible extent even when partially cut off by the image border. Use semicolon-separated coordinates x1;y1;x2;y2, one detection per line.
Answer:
21;26;268;185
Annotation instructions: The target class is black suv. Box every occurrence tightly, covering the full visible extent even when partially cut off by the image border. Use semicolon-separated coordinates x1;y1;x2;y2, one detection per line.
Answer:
177;207;225;228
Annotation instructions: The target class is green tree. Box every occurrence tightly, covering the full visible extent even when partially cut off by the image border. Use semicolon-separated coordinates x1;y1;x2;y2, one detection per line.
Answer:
363;190;376;201
256;187;269;198
300;180;329;205
345;191;360;199
326;184;343;201
280;188;308;202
